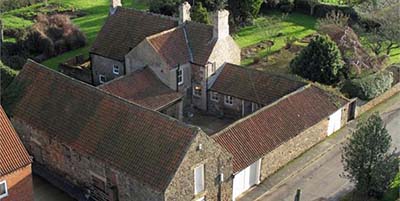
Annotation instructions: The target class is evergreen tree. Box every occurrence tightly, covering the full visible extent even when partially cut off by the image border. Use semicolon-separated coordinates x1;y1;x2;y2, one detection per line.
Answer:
228;0;263;25
191;2;210;24
342;113;399;198
290;35;344;84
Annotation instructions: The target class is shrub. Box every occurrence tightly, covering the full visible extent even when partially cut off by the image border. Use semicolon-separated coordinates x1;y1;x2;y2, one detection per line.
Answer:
290;35;344;84
191;2;211;24
341;70;393;100
0;61;18;93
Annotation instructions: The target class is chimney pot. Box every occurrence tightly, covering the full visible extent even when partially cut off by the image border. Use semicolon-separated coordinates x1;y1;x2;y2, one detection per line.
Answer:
179;2;191;24
110;0;122;15
213;9;230;39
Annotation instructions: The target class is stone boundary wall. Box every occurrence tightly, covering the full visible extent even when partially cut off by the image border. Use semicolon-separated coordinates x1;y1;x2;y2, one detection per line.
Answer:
260;105;348;181
356;82;400;116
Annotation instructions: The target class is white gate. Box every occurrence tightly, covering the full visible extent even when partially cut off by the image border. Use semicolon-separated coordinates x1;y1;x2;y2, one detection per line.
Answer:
232;159;261;200
328;109;342;136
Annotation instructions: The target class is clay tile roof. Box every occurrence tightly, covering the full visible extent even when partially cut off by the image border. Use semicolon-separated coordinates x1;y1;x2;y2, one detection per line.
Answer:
213;86;348;173
184;22;216;65
210;63;307;106
148;27;191;68
0;106;31;176
6;60;198;191
90;7;178;61
99;67;182;111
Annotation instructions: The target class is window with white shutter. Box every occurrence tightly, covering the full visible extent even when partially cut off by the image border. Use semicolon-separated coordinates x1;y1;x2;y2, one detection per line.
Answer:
194;164;205;195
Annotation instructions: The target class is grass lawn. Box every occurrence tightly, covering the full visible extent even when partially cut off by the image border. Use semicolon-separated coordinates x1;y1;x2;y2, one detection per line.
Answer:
1;0;149;69
233;11;317;66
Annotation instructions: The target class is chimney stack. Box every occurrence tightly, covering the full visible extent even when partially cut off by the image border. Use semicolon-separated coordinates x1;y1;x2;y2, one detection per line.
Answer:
213;9;230;39
179;2;191;24
110;0;122;15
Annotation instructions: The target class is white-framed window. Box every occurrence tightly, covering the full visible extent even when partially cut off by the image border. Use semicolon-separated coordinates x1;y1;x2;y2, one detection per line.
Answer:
112;64;120;75
177;68;184;85
0;180;8;199
194;164;205;195
99;74;106;84
193;86;202;97
210;92;219;102
224;95;234;106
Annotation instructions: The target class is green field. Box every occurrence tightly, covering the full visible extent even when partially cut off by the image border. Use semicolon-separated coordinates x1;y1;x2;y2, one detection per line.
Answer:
1;0;148;69
233;11;317;66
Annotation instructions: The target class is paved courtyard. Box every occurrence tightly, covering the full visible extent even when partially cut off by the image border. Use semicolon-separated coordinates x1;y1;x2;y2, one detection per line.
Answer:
33;175;75;201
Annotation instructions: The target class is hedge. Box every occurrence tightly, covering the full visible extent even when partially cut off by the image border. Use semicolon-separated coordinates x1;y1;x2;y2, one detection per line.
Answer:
341;71;394;100
0;61;19;93
293;0;358;21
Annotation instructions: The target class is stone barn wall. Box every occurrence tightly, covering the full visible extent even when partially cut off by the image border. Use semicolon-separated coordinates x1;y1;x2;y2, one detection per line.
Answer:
91;54;125;86
11;119;164;201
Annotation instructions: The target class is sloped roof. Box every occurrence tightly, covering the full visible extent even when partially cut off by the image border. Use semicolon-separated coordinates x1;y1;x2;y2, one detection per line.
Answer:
184;22;216;65
99;67;182;110
0;106;31;176
6;60;198;191
90;7;178;61
148;27;191;68
210;63;307;105
213;86;348;172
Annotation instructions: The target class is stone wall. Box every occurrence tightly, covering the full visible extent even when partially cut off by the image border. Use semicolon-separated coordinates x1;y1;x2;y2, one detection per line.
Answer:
356;82;400;116
91;54;125;86
160;100;183;121
207;92;245;119
207;36;241;70
259;118;329;180
12;119;164;201
0;165;33;201
165;132;233;201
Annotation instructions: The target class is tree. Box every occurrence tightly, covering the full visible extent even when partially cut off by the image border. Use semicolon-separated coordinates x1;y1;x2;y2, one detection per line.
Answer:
290;35;344;84
355;0;400;56
308;0;319;15
341;113;398;198
149;0;180;16
191;2;210;24
228;0;263;25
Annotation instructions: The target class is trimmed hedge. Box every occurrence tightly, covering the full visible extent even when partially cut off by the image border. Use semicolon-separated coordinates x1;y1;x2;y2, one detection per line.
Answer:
0;61;19;93
341;71;394;100
293;0;358;21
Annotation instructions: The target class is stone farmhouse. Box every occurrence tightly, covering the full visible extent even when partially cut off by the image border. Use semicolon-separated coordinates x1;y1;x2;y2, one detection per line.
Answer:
0;106;33;201
4;1;356;200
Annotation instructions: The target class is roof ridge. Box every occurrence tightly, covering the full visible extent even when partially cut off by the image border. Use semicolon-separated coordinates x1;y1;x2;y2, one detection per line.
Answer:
23;59;199;131
117;7;179;22
212;84;311;139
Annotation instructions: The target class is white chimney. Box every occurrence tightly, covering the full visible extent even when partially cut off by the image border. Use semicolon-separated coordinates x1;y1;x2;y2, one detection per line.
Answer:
179;2;191;24
213;9;230;39
110;0;122;15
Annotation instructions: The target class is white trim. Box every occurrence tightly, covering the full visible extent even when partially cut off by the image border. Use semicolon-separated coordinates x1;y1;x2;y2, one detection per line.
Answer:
210;92;219;102
0;180;8;199
112;64;120;75
224;95;233;106
177;68;184;86
99;74;106;84
196;196;205;201
194;164;205;195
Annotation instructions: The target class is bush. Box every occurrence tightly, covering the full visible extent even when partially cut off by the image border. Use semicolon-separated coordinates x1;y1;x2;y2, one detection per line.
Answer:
191;2;211;24
290;35;344;84
341;71;393;100
0;61;18;93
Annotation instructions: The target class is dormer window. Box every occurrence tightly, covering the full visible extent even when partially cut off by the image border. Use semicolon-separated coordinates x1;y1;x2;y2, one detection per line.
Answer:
112;65;120;75
0;180;8;199
177;68;184;85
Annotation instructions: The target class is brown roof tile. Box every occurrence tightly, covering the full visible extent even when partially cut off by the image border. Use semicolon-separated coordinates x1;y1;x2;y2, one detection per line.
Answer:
184;22;216;65
213;86;348;172
99;67;182;110
0;106;31;176
211;63;307;105
148;27;191;68
90;8;178;61
7;60;198;191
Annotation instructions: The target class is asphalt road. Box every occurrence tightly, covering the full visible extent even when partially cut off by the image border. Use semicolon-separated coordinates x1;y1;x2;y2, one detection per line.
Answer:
258;100;400;201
